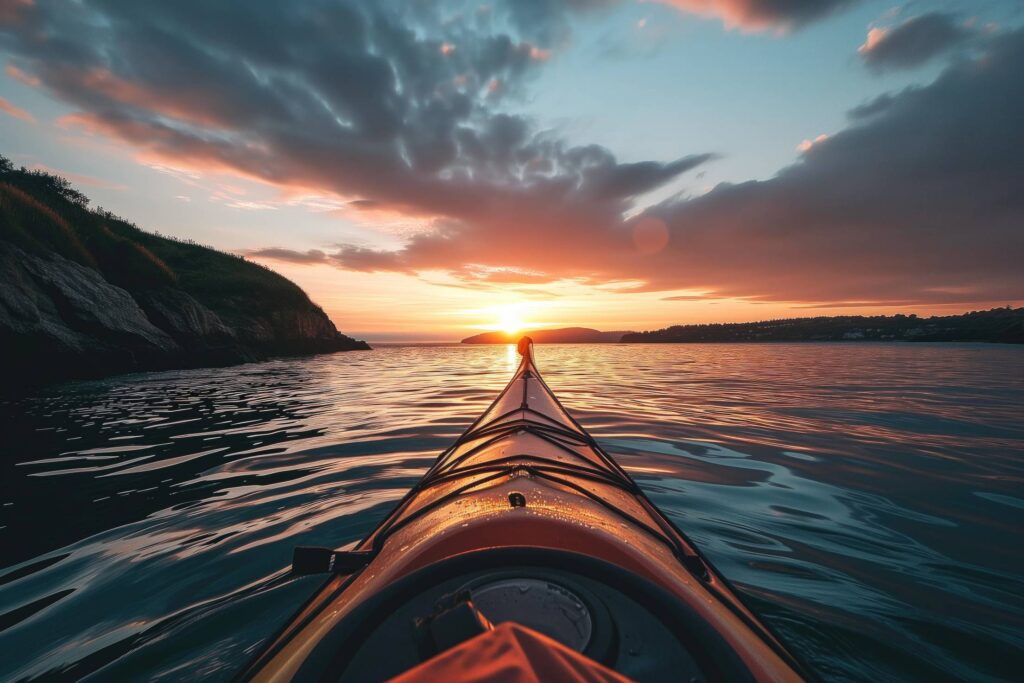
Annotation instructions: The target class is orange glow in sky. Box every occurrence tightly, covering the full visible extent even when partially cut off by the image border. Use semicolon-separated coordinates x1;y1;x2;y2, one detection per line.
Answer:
256;259;988;343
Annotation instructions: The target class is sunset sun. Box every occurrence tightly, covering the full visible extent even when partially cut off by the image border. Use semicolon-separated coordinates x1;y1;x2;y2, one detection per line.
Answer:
462;301;545;339
499;310;524;336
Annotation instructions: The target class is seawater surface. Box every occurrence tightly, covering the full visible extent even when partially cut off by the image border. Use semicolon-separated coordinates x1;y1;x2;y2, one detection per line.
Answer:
1;343;1022;682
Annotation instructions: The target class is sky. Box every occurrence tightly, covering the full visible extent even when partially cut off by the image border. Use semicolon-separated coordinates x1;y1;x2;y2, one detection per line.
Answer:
1;0;1022;341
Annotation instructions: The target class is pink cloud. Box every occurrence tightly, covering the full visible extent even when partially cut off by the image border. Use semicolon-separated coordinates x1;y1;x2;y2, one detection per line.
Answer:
56;66;227;128
859;27;888;54
0;95;33;122
796;134;828;152
654;0;856;32
528;46;551;61
5;64;40;87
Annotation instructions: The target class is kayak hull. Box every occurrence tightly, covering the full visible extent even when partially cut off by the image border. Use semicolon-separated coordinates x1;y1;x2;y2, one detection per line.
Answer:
239;342;812;682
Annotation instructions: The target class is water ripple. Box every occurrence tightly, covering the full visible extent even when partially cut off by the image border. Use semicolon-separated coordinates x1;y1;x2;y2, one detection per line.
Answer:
0;343;1022;682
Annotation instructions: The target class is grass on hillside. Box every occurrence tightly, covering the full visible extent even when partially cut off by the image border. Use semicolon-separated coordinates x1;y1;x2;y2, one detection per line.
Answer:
0;154;318;314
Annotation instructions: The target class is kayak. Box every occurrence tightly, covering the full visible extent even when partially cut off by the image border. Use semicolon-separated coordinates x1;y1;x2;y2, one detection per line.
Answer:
237;338;815;682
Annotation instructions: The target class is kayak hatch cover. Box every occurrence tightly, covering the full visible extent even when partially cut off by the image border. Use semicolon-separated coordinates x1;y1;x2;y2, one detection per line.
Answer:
236;337;817;682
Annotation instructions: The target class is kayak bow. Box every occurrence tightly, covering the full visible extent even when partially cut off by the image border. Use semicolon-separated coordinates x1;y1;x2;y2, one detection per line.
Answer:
239;338;814;682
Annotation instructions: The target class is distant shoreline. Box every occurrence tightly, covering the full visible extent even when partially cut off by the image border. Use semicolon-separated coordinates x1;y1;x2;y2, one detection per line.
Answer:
459;309;1023;345
621;308;1022;344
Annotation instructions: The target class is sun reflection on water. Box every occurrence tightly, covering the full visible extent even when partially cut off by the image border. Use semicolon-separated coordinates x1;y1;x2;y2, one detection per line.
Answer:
505;343;518;371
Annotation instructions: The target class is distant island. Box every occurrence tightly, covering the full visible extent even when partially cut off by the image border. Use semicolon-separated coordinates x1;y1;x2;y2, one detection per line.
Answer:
462;327;628;344
462;310;1023;346
622;309;1024;344
0;155;369;387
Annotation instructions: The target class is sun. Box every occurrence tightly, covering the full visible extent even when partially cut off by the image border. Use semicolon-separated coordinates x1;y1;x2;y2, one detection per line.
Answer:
489;302;532;336
499;310;524;335
468;301;538;338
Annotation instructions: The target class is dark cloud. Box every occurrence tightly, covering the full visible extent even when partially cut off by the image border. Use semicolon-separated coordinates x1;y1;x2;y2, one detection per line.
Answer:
846;92;899;121
2;0;1020;309
642;28;1024;304
0;0;705;244
859;12;977;71
323;28;1024;306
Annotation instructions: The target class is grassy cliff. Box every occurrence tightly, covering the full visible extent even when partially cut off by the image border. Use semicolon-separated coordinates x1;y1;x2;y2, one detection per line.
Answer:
0;155;368;386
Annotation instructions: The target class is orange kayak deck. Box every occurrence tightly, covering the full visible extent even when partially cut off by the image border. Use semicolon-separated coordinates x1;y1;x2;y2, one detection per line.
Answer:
238;340;815;682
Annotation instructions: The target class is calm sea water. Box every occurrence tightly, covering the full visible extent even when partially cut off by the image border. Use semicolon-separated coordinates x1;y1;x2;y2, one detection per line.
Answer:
1;343;1022;682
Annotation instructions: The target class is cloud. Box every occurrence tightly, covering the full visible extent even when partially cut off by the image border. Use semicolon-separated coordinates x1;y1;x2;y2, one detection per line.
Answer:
661;293;718;301
656;0;859;32
245;247;329;264
319;28;1024;306
0;95;33;122
0;0;705;243
5;63;39;86
859;12;976;71
0;0;32;26
796;133;827;152
2;1;1020;309
639;29;1024;304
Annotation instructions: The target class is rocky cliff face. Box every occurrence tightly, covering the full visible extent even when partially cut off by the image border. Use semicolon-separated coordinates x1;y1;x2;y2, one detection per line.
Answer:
0;245;368;387
0;160;370;387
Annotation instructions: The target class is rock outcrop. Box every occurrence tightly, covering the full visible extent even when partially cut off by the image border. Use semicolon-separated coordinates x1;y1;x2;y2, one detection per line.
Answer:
0;240;368;386
0;158;369;387
1;243;179;373
136;287;235;351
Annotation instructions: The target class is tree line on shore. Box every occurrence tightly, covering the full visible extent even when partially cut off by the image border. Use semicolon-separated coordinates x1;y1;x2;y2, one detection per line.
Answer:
621;308;1023;344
